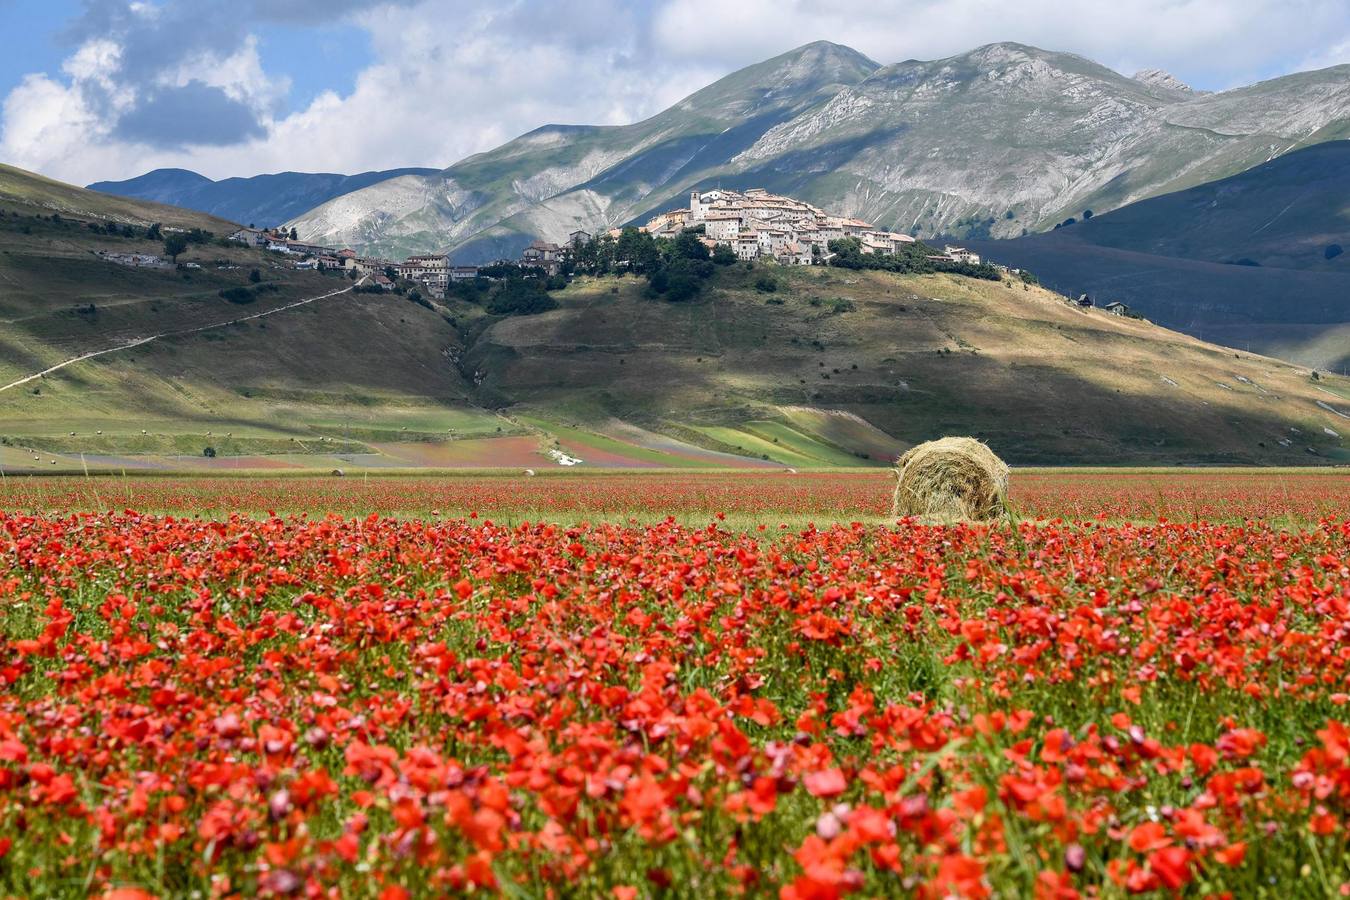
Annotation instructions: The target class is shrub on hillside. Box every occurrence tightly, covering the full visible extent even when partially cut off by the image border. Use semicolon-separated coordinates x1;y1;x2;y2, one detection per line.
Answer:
485;279;558;316
827;237;1001;281
219;286;256;304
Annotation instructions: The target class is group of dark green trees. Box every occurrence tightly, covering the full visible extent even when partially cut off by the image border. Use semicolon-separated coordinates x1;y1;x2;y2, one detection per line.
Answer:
568;226;736;301
825;237;1001;281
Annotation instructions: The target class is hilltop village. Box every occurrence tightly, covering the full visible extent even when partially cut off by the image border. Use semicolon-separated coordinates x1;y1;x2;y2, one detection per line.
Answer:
643;188;981;266
226;188;992;299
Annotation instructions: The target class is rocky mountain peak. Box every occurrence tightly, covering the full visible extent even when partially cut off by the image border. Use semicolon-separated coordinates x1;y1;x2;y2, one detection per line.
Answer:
1133;68;1197;94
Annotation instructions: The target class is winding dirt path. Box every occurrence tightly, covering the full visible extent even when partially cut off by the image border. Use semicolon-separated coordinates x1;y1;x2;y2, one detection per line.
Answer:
0;276;366;394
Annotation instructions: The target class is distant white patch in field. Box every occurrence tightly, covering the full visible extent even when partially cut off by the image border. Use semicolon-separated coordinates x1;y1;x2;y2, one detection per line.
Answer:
1325;427;1341;437
545;448;582;466
1215;382;1233;390
1160;375;1178;386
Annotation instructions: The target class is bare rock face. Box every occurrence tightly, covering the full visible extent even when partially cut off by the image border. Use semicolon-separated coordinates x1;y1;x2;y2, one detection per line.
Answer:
286;42;1350;260
1132;68;1198;96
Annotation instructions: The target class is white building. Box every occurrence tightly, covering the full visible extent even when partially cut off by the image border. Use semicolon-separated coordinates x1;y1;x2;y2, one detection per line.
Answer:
229;227;268;247
944;245;981;265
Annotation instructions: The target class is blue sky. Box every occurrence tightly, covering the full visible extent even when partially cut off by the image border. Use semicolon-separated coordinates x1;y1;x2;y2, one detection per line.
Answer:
2;0;1347;185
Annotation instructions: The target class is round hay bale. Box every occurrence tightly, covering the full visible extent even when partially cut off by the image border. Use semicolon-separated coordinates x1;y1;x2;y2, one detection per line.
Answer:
891;437;1008;522
331;468;345;477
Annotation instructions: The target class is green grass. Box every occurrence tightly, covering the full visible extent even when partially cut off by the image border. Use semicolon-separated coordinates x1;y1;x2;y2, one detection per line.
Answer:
687;425;823;466
741;420;874;466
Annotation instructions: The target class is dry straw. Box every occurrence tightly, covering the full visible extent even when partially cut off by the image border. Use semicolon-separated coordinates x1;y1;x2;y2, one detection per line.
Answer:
891;436;1009;522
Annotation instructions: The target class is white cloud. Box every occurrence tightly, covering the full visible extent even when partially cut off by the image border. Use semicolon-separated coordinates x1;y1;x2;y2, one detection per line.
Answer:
1297;35;1350;73
3;0;1348;186
1;73;112;178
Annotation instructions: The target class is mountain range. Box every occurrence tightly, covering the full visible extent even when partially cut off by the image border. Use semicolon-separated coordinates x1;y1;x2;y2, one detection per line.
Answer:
271;41;1350;262
88;166;439;230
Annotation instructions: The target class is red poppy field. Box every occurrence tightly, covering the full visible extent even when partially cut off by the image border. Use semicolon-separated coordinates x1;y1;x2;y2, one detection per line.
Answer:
1;471;1349;898
2;469;1348;524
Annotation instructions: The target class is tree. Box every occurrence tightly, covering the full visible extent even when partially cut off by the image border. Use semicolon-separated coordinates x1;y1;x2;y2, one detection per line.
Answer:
712;242;737;266
289;227;299;240
146;223;162;240
248;268;261;283
1083;209;1094;220
615;227;660;273
163;233;189;263
672;229;710;261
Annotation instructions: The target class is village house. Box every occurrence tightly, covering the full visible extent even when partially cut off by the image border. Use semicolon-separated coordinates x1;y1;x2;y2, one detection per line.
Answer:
944;245;981;265
520;240;564;275
449;265;481;281
228;227;269;247
776;242;814;266
568;229;592;246
403;253;450;295
1104;301;1130;316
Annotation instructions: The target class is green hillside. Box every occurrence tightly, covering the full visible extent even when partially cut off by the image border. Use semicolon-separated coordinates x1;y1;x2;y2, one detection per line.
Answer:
2;164;1347;471
449;266;1349;466
1046;141;1350;269
1;164;236;233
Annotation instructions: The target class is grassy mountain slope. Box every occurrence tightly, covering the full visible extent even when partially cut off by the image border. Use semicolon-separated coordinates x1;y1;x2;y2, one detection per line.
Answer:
2;164;235;233
448;267;1348;465
4;165;1347;469
0;166;499;467
88;166;440;230
1030;141;1350;268
960;142;1350;369
288;43;1350;263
